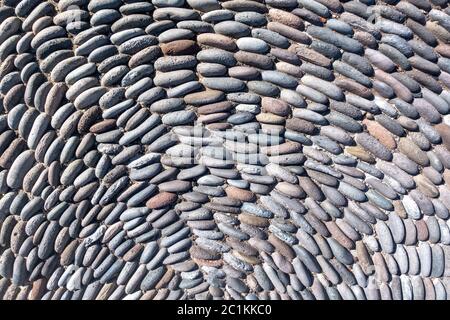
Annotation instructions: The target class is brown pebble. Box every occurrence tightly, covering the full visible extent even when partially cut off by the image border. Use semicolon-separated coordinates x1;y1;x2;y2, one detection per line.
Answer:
146;192;178;209
415;174;440;198
234;50;274;69
155;268;174;290
0;139;27;169
96;283;117;300
268;234;295;259
272;251;294;273
436;44;450;58
435;123;450;152
141;290;157;300
261;141;302;155
90;119;117;134
326;221;354;250
398;138;429;166
184;90;223;105
261;97;291;116
232;250;260;265
256;113;285;124
197;33;237;51
225;186;255;202
78;106;101;134
229;66;260;79
415;219;429;241
29;279;47;300
238;213;269;227
355;241;374;274
226;238;258;256
190;246;220;260
335;77;374;99
443;170;450;186
354;31;377;49
289;43;331;67
268;8;305;29
197;101;233;115
286;118;316;134
123;243;144;261
393;200;408;219
363;119;396;150
60;240;79;266
345;146;375;163
193;258;223;267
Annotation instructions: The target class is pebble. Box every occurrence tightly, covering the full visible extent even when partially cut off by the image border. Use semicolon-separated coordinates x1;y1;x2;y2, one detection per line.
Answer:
214;21;250;38
146;193;178;209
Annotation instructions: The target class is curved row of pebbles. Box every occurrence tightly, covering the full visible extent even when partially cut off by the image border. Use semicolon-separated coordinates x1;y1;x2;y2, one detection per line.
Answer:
1;0;450;300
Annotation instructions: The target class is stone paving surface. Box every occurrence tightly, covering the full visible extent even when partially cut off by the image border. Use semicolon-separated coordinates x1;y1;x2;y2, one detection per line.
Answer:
1;0;450;300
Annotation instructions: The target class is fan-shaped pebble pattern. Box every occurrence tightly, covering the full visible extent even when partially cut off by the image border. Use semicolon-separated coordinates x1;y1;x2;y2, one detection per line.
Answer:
0;0;450;301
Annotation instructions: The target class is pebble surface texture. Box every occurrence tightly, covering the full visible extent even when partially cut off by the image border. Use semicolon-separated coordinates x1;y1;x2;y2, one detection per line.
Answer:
1;0;450;301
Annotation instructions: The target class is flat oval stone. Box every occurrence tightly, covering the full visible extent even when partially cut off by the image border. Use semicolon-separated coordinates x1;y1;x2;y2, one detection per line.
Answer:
236;37;269;54
214;21;250;38
146;192;178;209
